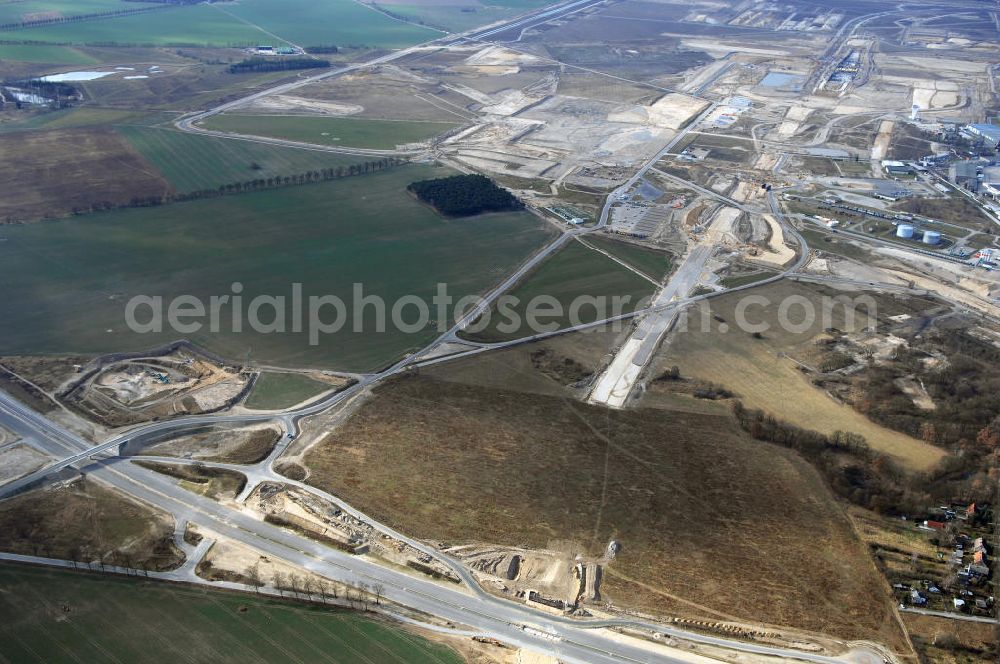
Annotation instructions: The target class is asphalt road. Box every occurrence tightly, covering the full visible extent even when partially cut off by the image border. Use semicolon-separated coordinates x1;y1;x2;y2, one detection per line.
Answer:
596;101;720;232
453;0;603;43
588;244;712;407
0;392;889;664
174;0;607;155
0;3;908;659
588;165;810;408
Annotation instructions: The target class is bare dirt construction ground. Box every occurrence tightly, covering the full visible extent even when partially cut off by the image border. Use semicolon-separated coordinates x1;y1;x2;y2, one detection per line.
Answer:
0;424;16;447
301;369;907;649
64;351;251;428
0;128;172;222
127;424;280;464
194;533;343;592
650;280;945;471
0;477;183;569
0;442;51;486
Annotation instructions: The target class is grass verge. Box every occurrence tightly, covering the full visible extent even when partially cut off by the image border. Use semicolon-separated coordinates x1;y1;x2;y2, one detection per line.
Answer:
200;114;459;150
245;372;331;410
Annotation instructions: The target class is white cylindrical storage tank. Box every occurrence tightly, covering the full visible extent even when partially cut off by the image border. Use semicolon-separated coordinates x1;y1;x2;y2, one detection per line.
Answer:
922;230;941;245
896;224;914;239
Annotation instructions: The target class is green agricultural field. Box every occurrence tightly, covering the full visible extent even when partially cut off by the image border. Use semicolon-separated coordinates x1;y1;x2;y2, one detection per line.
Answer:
0;43;97;64
201;114;459;150
483;0;555;7
383;0;553;32
384;4;519;33
119;126;369;193
0;0;158;25
584;235;672;281
0;164;555;370
245;372;332;410
460;240;656;343
0;4;275;46
219;0;442;48
0;107;150;134
0;563;463;664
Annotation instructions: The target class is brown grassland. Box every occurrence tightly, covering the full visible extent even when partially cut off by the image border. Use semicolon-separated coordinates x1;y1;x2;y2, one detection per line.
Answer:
650;280;945;471
133;426;280;465
0;355;91;393
0;478;183;570
134;461;247;501
300;342;907;648
0;128;171;222
901;613;998;664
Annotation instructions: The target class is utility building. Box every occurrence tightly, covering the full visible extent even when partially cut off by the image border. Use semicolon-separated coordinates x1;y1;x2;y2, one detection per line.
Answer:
962;124;1000;148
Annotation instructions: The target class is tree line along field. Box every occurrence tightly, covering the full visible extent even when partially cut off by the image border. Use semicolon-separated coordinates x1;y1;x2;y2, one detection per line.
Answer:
460;240;657;343
300;368;907;649
0;0;157;26
651;280;945;471
0;563;463;664
0;164;556;371
118;126;371;193
0;0;442;48
0;127;171;222
0;114;377;220
0;4;276;47
200;115;460;151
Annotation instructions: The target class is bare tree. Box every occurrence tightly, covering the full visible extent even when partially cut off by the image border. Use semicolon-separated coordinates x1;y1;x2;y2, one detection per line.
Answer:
68;544;82;569
317;579;329;604
372;582;384;606
358;582;370;611
245;563;264;594
273;571;285;597
302;576;315;601
289;573;302;599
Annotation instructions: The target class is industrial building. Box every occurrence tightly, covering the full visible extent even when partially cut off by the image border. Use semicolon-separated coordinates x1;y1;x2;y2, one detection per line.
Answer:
608;203;666;238
962;123;1000;148
981;182;1000;200
949;160;982;191
920;153;951;167
882;160;912;176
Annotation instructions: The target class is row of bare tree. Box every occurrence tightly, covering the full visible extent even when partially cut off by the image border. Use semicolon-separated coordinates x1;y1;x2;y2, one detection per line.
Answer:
245;562;385;610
